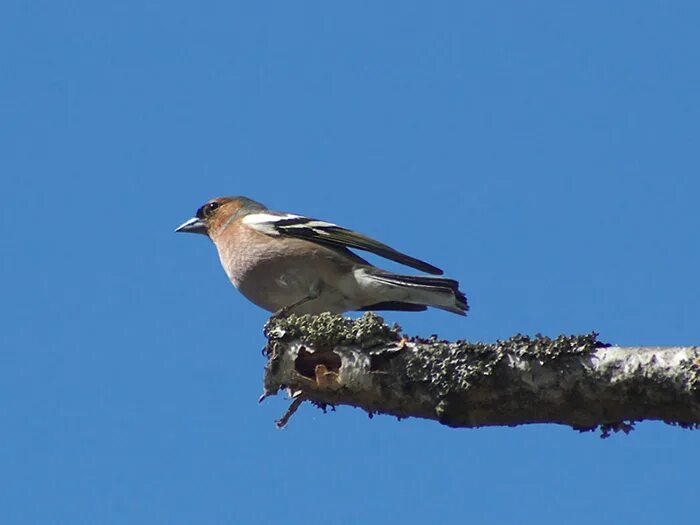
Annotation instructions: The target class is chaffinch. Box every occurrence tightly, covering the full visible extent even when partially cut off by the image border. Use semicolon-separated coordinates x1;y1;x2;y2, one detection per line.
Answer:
176;196;468;316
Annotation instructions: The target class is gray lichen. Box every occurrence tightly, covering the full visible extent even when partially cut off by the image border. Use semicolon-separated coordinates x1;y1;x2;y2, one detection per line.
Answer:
265;312;401;349
401;332;605;396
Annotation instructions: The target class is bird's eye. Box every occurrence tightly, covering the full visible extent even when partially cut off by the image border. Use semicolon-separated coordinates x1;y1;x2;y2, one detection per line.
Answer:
201;201;220;218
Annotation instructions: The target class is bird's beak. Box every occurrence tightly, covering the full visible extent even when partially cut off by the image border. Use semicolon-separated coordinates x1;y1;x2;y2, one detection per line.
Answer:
175;217;208;235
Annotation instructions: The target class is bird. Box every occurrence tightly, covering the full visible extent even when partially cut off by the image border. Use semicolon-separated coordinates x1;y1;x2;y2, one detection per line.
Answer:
175;196;468;316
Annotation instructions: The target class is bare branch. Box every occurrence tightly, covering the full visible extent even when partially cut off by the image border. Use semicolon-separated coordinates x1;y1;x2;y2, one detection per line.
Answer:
261;313;700;435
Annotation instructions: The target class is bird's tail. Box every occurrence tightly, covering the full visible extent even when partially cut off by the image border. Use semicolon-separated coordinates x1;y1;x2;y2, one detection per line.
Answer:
358;270;468;316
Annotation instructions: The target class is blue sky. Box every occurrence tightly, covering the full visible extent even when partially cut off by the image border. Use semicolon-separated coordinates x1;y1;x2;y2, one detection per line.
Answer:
2;1;699;523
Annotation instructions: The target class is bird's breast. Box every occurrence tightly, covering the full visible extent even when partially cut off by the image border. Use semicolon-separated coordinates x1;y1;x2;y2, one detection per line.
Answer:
217;242;360;312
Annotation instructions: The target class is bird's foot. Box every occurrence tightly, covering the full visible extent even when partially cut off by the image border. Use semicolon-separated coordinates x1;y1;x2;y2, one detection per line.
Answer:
270;305;294;320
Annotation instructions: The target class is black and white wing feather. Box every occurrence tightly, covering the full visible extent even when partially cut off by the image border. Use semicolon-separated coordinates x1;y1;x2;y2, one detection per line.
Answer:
242;212;443;275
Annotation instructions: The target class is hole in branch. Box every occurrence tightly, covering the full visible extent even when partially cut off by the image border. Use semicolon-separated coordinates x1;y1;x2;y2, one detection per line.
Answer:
370;352;398;372
295;347;341;379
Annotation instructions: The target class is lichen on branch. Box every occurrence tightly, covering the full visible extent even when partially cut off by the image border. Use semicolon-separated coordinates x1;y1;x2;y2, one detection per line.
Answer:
261;313;700;436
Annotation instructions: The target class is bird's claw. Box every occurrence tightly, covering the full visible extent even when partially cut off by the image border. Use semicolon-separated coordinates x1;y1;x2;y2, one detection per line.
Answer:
270;306;293;320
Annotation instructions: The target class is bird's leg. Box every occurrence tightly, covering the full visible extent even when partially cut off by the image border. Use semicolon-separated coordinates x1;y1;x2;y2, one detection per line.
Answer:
271;296;314;319
271;281;323;319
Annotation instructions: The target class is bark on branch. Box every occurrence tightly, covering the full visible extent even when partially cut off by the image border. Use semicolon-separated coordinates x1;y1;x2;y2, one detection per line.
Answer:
261;313;700;436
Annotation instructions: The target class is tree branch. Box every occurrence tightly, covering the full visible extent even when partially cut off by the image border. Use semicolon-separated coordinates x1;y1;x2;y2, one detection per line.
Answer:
261;313;700;436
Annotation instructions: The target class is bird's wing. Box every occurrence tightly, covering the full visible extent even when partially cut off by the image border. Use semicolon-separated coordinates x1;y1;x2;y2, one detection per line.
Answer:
242;212;443;275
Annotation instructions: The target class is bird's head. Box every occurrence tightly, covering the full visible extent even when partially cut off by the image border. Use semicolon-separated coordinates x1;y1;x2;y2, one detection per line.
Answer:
175;196;266;237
